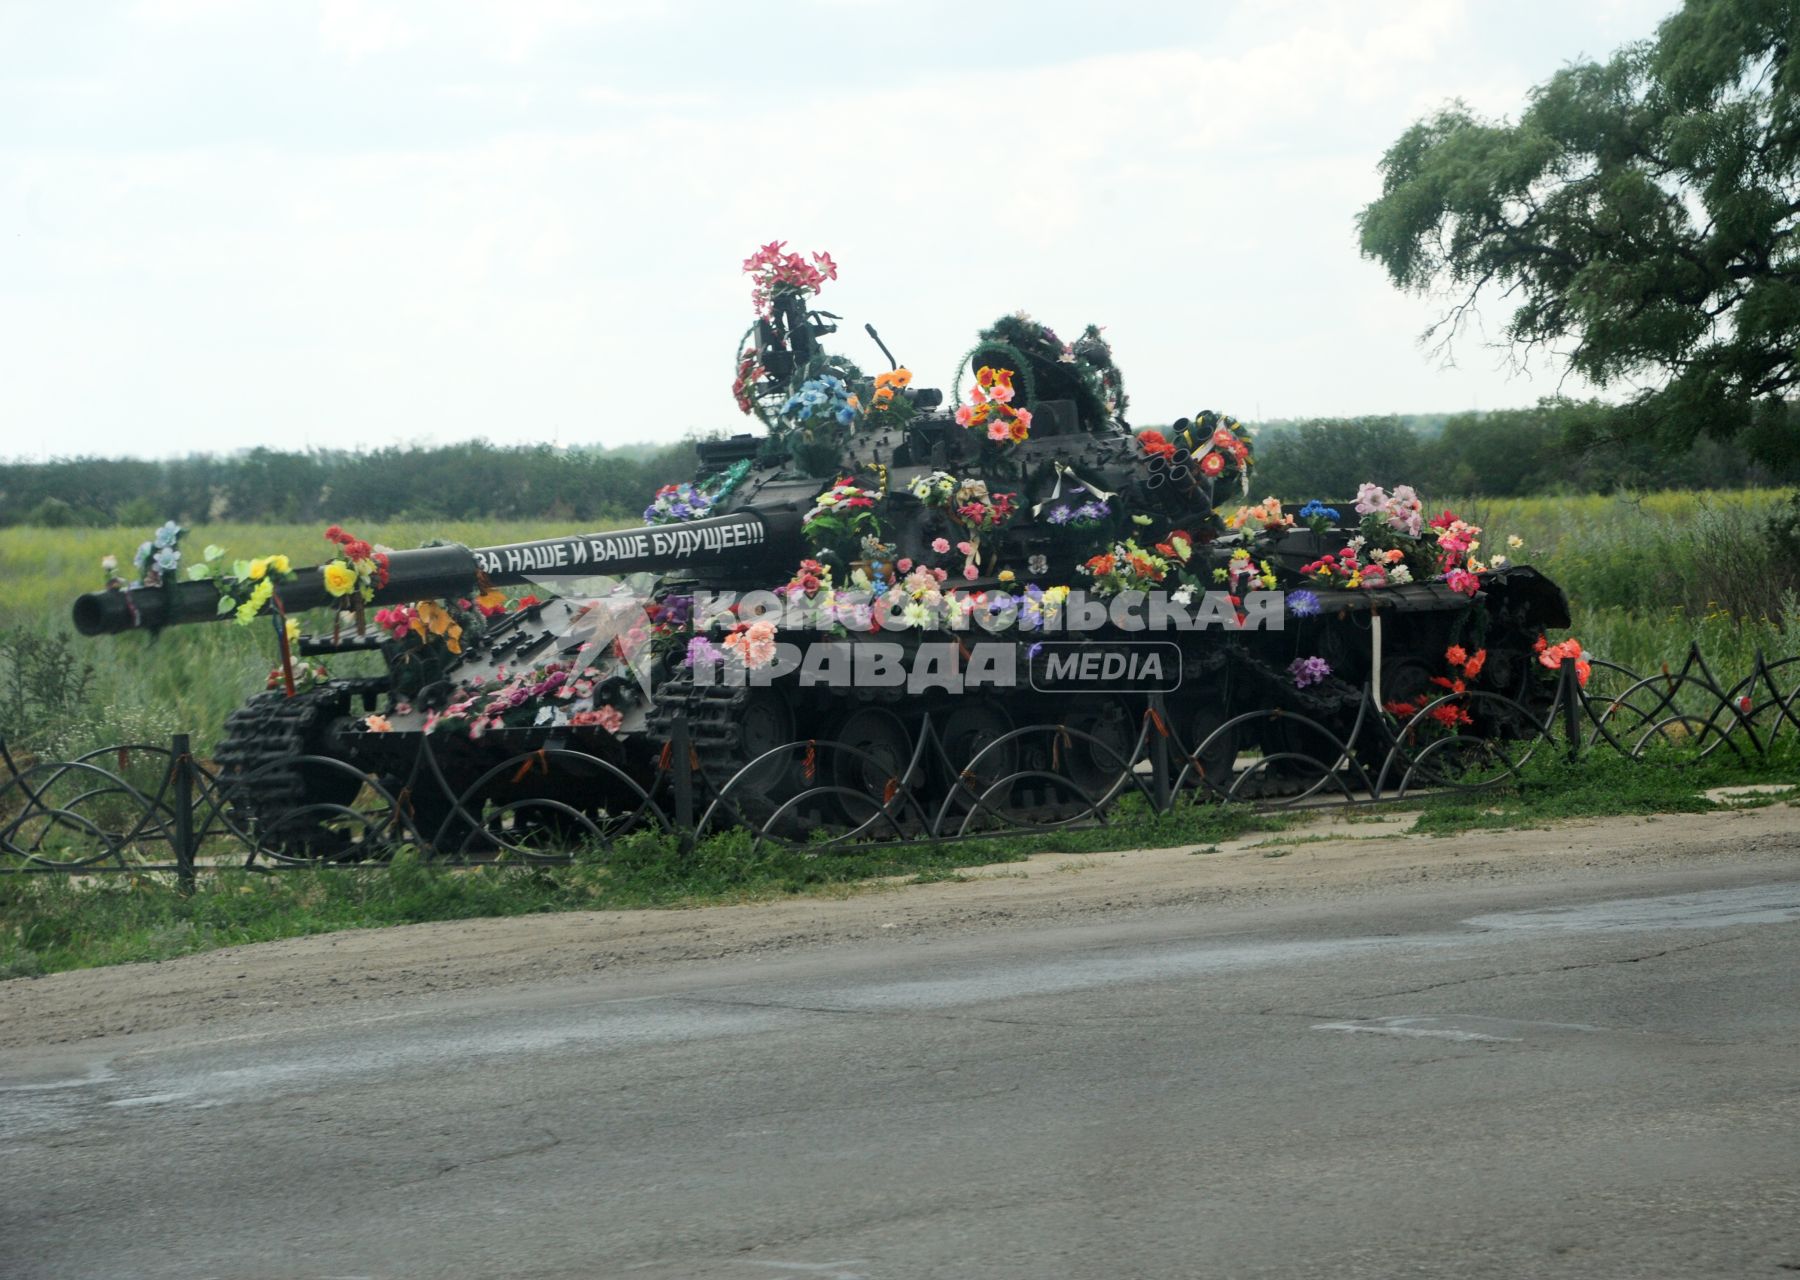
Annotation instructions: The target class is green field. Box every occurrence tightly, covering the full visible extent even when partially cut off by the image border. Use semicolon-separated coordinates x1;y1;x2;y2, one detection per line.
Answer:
0;493;1796;756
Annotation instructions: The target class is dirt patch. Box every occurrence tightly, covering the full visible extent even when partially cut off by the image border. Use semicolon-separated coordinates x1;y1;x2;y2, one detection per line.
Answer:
2;805;1794;1050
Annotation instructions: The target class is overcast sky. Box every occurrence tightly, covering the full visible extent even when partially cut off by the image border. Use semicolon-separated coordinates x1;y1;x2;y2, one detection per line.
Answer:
3;0;1677;460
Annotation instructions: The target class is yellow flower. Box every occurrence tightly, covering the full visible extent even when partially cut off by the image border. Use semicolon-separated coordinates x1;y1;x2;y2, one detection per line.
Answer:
998;569;1015;582
322;562;358;597
235;578;274;626
248;558;268;581
284;618;301;645
269;554;291;574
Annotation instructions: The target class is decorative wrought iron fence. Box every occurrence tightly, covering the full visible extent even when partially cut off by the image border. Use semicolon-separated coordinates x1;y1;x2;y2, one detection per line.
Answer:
3;645;1796;880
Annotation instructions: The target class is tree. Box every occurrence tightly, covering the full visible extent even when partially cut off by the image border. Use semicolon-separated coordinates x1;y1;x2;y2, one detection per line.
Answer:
1357;0;1800;464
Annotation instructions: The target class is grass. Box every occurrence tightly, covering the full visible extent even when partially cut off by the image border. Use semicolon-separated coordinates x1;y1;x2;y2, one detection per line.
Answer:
1460;489;1799;675
0;798;1288;978
6;740;1796;978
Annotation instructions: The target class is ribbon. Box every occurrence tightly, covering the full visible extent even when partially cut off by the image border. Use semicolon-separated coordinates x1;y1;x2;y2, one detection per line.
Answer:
1032;460;1117;517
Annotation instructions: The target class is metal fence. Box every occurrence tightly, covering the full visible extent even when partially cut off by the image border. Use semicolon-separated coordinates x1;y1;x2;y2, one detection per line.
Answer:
3;645;1795;880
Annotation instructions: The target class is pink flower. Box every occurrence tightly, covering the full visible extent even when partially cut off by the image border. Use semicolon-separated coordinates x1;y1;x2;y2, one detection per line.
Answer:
954;405;973;427
897;558;913;571
1445;569;1480;596
956;541;975;556
987;421;1011;442
988;382;1014;404
962;564;980;581
931;537;950;554
931;567;949;582
1013;408;1032;432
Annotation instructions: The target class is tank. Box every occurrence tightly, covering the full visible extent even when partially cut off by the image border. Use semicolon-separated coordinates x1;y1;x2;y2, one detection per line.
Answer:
70;247;1572;853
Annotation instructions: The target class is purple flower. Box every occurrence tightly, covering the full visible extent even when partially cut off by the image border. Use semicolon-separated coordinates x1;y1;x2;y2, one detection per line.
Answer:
1047;506;1072;526
685;635;722;667
1288;655;1331;689
1027;642;1045;660
1287;589;1321;618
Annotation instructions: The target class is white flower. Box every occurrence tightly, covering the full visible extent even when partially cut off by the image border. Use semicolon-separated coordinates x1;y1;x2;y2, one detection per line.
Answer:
1491;555;1509;569
1388;564;1413;584
1170;587;1194;606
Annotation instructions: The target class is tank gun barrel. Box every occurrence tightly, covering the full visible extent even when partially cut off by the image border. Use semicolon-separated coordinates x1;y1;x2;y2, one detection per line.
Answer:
72;510;801;637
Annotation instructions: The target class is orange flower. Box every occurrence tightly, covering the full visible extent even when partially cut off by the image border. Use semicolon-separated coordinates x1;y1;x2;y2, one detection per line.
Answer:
1462;648;1486;679
1084;553;1114;575
1008;416;1030;442
1445;644;1468;667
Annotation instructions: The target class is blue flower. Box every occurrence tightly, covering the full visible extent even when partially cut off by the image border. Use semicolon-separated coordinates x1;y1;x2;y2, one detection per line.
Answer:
1287;588;1322;617
1047;506;1072;525
835;405;857;426
153;548;180;572
1298;501;1340;522
152;521;181;549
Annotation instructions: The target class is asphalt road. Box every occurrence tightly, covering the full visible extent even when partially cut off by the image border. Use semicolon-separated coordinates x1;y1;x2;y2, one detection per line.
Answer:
4;854;1799;1280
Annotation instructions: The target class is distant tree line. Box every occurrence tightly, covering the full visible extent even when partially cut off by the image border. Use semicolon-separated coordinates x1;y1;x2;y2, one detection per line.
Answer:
4;399;1797;528
1248;399;1800;502
0;439;707;528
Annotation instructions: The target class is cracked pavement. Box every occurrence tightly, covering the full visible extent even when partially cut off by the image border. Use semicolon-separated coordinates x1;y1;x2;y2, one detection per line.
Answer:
2;837;1799;1278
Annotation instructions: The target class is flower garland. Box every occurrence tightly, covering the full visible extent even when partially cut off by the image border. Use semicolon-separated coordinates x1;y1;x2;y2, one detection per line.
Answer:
743;240;837;317
1079;539;1171;594
1225;497;1294;534
802;477;883;550
129;521;185;588
1176;412;1254;491
322;525;390;607
954;366;1032;444
1297;500;1340;534
403;657;622;740
1298;541;1413;589
642;458;752;526
865;368;917;430
908;470;957;507
1535;634;1591;686
1354;484;1424;538
1044;482;1112;529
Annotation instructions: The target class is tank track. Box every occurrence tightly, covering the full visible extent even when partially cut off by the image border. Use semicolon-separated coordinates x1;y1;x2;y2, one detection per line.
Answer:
211;684;370;856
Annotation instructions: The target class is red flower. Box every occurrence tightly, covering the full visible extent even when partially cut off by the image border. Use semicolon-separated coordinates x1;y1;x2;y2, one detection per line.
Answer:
1445;644;1468;667
1199;451;1226;477
1137;430;1178;461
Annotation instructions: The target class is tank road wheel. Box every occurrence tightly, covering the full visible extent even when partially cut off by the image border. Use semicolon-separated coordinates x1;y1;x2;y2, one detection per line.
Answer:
828;707;916;826
709;687;802;831
1182;702;1238;795
938;699;1020;820
1057;697;1138;799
